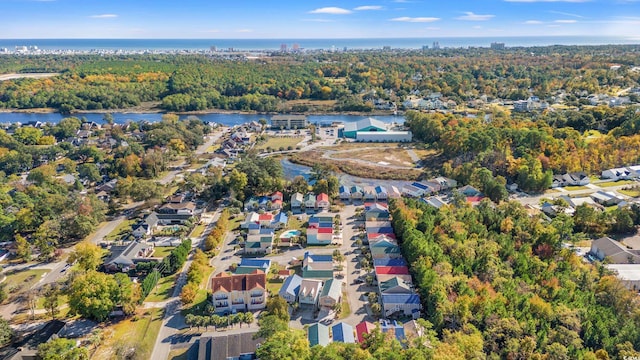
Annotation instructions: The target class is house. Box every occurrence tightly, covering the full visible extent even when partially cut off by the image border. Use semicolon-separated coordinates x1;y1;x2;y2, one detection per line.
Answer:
308;323;330;347
272;212;288;229
422;196;448;209
319;278;343;309
131;223;152;239
235;258;272;275
245;229;274;254
591;191;624;206
370;240;403;259
365;203;390;221
363;186;377;201
388;186;401;199
302;252;334;279
604;264;640;291
316;193;330;210
299;279;324;307
368;234;397;245
379;277;413;294
355;321;376;343
247;223;261;235
590;237;640;264
307;226;333;246
210;270;267;313
382;294;421;318
258;213;275;227
375;186;388;200
304;193;317;209
540;202;575;217
198;332;262;360
379;320;408;342
602;167;633;181
373;258;407;267
279;274;303;303
458;185;482;197
339;186;351;201
402;184;425;198
375;266;410;276
291;193;304;208
433;177;457;190
558;195;599;209
158;201;196;216
104;241;155;272
242;212;260;229
552;172;590;188
332;322;355;344
350;186;364;200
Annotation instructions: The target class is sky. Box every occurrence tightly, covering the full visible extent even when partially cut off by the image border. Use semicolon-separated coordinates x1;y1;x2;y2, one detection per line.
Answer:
0;0;639;39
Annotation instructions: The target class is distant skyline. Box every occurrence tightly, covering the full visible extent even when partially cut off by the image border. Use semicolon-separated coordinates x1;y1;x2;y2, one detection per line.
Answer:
1;0;639;39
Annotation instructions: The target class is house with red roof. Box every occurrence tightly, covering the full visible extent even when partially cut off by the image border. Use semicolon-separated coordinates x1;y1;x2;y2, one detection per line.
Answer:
258;213;274;227
211;270;267;314
356;321;376;343
316;193;330;210
375;266;410;276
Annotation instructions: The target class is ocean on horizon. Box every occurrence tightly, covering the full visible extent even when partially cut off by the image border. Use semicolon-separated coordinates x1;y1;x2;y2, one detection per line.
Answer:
0;36;638;51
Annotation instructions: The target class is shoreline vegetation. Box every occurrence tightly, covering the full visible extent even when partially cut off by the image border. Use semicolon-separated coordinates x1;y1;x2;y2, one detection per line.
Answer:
288;151;422;181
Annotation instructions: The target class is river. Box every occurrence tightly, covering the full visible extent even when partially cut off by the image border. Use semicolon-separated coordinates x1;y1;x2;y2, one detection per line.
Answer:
0;112;404;127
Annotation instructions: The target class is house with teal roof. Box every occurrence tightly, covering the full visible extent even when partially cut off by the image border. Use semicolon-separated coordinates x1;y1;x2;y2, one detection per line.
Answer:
308;323;330;347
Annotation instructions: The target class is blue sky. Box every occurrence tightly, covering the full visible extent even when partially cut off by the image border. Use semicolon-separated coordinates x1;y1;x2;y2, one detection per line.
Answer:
1;0;639;39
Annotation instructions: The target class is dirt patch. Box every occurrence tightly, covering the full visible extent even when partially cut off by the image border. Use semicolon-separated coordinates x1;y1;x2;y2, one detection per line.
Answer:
331;148;415;167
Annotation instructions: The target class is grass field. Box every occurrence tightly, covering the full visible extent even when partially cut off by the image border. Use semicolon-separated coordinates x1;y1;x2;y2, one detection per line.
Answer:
255;136;304;151
619;189;640;198
190;223;207;238
104;219;135;241
152;246;176;259
3;269;48;297
145;275;176;302
339;291;351;319
92;307;164;360
599;180;636;187
563;185;590;191
331;148;415;167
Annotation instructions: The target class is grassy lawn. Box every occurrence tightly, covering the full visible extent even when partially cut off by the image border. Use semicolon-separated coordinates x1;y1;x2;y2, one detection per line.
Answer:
190;223;207;238
152;246;176;259
3;269;48;297
92;307;164;360
599;180;637;187
255;136;304;151
145;275;176;302
339;291;351;319
35;294;68;309
589;175;601;183
104;219;135;241
619;189;640;198
331;148;415;167
163;185;180;198
206;144;220;153
605;205;619;212
563;185;590;191
168;347;191;360
228;215;244;232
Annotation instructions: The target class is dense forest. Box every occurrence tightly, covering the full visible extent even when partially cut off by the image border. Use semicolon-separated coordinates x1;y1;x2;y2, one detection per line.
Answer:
389;197;640;359
0;44;639;112
405;106;640;192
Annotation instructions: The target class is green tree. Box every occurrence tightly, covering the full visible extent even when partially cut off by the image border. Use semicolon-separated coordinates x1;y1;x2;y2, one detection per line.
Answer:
53;117;82;140
229;169;248;202
266;295;290;322
77;163;101;183
67;270;119;322
13;126;43;145
37;337;89;360
255;330;311;360
67;241;103;271
0;318;13;346
42;283;61;320
15;234;31;262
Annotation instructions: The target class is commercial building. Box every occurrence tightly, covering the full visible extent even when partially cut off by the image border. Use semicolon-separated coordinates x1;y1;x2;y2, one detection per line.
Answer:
270;115;308;129
342;118;387;139
356;131;412;143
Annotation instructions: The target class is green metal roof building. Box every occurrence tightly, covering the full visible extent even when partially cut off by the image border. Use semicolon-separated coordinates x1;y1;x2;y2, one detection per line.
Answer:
342;118;387;139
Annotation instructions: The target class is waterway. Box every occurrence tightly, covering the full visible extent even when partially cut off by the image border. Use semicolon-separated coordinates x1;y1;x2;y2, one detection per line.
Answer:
0;112;404;127
280;158;412;189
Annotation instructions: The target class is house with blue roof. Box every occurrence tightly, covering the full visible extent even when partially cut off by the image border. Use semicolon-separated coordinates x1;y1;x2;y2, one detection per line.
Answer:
247;222;261;234
332;322;355;343
238;258;272;271
379;320;407;342
245;229;274;255
272;212;288;229
339;185;351;201
278;274;303;304
302;252;334;279
381;294;421;318
308;323;330;347
374;258;408;267
365;203;390;221
375;186;388;200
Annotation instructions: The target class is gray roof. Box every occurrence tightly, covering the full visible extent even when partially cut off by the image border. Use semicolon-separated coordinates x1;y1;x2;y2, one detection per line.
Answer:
320;278;343;301
105;241;152;267
198;331;262;360
279;274;303;298
343;117;387;133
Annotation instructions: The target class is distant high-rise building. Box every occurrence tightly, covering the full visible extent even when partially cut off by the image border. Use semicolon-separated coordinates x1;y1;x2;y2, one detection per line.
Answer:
292;43;300;51
210;46;217;52
280;43;287;52
491;42;505;50
343;47;348;52
432;41;440;50
422;45;429;51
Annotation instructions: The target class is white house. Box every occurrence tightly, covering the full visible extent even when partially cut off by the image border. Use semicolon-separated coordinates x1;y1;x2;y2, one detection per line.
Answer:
298;279;324;307
291;193;304;208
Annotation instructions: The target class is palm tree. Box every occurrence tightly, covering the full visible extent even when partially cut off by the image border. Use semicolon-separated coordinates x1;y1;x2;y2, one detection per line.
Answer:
244;312;254;327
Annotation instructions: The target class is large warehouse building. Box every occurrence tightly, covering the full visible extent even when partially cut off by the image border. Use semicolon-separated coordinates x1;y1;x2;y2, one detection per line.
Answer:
342;118;388;138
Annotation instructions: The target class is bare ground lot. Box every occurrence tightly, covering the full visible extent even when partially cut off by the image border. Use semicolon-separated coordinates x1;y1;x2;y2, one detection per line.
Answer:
330;148;415;167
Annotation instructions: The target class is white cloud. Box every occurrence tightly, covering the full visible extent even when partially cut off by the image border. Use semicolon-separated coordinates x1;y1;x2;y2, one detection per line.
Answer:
473;25;483;29
89;14;118;18
390;16;440;22
426;26;440;30
202;29;220;33
524;20;543;24
456;12;495;21
309;7;352;15
354;5;383;10
236;29;253;33
554;19;578;23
